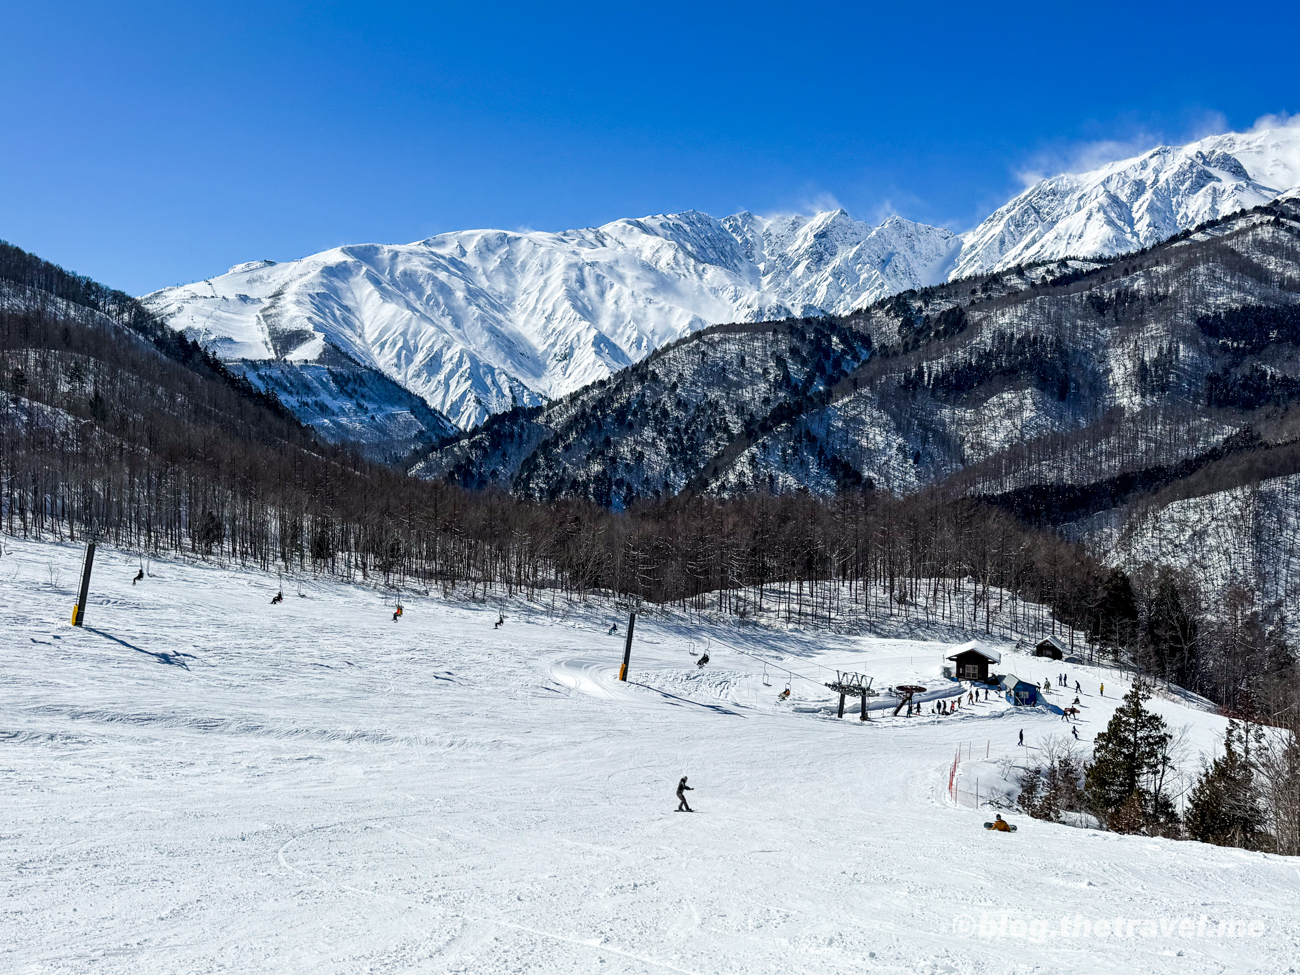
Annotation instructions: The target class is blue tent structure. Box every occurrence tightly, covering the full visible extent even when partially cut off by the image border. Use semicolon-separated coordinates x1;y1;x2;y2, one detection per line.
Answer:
1000;674;1040;706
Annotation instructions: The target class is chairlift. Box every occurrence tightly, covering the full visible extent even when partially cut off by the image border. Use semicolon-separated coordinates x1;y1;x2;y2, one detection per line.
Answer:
762;662;771;687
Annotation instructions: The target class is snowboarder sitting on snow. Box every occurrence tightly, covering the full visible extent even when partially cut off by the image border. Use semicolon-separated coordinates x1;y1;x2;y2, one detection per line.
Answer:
676;776;694;812
132;568;144;585
696;652;709;668
987;814;1011;832
392;604;403;622
271;591;283;605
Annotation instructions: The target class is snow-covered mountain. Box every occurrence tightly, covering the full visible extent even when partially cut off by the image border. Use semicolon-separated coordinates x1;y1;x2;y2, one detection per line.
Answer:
143;211;958;429
144;122;1300;433
954;125;1300;278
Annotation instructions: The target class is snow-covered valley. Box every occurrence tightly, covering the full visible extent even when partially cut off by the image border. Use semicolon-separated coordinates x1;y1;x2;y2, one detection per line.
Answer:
3;536;1297;973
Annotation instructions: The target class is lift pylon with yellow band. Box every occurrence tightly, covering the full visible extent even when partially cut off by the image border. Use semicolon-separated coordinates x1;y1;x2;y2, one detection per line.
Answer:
618;611;636;681
71;542;96;627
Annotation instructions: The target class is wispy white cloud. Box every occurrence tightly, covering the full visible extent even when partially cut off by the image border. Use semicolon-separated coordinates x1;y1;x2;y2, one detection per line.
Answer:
1010;109;1243;187
799;190;844;214
1247;111;1300;133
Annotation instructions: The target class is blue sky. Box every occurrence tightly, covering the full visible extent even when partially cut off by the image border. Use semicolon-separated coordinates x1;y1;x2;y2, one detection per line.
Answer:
1;0;1296;295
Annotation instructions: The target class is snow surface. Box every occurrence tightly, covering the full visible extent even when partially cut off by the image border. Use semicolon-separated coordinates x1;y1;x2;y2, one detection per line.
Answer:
3;536;1298;973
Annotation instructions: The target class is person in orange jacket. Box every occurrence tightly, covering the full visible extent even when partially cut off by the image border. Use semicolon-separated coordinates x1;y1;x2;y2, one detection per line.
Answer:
989;814;1011;832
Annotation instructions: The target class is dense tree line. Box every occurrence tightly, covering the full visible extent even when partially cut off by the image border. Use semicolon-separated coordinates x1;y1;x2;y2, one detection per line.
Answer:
1019;683;1300;856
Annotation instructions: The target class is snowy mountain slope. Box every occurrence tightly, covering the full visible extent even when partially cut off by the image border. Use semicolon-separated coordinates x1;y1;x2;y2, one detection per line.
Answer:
420;200;1300;505
953;124;1300;279
144;122;1300;440
4;534;1295;974
144;212;958;429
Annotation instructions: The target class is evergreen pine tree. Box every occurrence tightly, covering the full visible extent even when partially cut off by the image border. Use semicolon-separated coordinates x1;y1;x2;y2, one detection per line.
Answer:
1084;680;1176;832
1186;720;1266;849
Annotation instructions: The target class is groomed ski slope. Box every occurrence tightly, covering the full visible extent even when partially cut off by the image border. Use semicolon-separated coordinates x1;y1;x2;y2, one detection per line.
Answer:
2;536;1297;974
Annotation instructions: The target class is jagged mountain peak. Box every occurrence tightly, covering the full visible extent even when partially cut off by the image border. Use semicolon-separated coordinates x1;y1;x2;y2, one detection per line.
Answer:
145;207;960;429
954;123;1300;278
146;122;1300;440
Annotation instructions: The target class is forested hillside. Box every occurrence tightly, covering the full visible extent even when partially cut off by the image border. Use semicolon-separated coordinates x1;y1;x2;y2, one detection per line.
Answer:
3;231;1297;720
420;201;1300;507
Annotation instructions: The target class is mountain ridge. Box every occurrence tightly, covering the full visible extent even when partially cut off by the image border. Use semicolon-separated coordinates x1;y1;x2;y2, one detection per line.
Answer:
144;123;1300;435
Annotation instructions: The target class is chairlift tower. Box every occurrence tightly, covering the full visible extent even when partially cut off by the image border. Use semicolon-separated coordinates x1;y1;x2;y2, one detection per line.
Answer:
825;670;874;721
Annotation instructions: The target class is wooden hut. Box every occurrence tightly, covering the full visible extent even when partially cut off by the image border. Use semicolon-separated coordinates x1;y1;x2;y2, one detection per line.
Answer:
1000;674;1040;706
1034;635;1067;660
945;640;1001;683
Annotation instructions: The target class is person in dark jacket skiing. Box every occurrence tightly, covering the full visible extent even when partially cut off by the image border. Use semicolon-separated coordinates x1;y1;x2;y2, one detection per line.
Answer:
1018;728;1024;746
676;776;694;812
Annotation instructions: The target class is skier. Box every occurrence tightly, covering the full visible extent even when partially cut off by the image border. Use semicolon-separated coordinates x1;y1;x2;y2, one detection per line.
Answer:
987;814;1012;832
271;591;283;605
1075;680;1081;693
1018;729;1024;747
1100;683;1104;696
1072;726;1080;741
392;604;403;622
676;776;694;812
132;568;144;585
696;652;709;668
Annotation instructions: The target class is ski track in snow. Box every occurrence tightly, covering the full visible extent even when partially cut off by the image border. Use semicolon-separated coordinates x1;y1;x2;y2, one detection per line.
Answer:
1;536;1298;973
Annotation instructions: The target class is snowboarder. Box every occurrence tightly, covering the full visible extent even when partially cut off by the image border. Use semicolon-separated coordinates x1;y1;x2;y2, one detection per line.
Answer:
608;623;618;635
392;604;403;622
676;776;694;812
1099;683;1104;696
271;591;283;605
1075;681;1081;693
494;613;504;629
132;568;144;585
986;814;1013;832
696;652;709;668
1072;726;1080;740
1018;729;1024;747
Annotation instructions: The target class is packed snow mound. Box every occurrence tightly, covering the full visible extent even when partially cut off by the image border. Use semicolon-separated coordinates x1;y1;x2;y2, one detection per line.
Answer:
142;210;959;428
953;123;1300;278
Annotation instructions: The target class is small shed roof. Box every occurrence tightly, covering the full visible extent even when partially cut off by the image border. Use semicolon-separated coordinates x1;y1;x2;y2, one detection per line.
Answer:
946;639;1002;664
1037;635;1068;651
1000;673;1036;691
